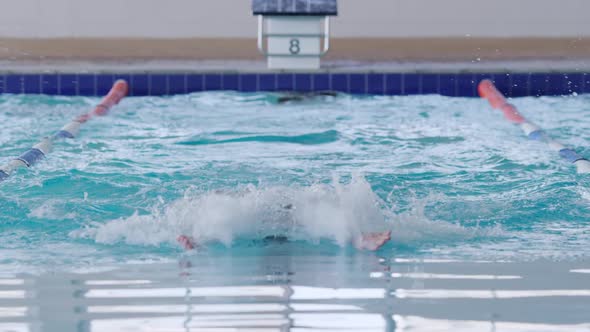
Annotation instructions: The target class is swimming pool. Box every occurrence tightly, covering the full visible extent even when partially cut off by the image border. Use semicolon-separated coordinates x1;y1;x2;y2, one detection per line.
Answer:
1;89;590;330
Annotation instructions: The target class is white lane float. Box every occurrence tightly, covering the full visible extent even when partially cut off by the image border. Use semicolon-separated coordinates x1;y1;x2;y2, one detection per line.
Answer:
478;79;590;174
0;80;128;182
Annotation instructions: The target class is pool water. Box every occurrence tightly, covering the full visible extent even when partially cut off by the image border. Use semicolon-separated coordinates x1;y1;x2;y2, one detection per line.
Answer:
1;92;590;331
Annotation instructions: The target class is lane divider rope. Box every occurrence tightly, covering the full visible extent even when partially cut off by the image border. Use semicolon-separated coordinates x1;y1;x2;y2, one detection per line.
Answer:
478;79;590;174
0;80;128;182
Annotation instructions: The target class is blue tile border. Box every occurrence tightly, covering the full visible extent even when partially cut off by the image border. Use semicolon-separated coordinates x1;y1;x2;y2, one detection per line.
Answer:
404;74;421;95
565;73;584;95
0;72;588;97
258;74;275;91
367;73;385;95
77;74;95;96
331;73;349;93
277;73;294;91
529;73;547;97
294;74;312;92
204;74;222;91
150;74;168;95
490;73;511;97
437;74;456;96
385;74;403;95
23;75;41;94
41;74;59;95
96;74;115;96
238;74;257;93
6;75;23;94
420;74;438;95
545;73;568;96
509;73;530;97
58;74;78;96
131;74;149;96
313;74;330;91
0;74;5;94
456;74;476;97
223;74;239;92
349;74;366;94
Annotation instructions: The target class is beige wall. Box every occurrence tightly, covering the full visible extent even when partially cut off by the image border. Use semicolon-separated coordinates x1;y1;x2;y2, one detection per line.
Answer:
0;0;589;38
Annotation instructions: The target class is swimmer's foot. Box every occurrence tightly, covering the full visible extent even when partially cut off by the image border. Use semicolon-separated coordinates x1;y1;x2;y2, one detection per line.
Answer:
177;235;196;250
355;231;392;251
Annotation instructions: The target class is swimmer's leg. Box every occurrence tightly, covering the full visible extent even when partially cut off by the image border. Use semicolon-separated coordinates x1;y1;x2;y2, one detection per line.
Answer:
355;231;392;251
177;235;196;250
177;234;289;250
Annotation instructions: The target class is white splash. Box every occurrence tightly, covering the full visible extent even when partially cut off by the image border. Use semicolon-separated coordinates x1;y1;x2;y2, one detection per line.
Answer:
27;200;77;220
74;175;497;248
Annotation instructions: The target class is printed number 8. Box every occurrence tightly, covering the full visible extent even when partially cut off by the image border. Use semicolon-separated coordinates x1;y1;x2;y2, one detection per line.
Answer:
289;39;301;55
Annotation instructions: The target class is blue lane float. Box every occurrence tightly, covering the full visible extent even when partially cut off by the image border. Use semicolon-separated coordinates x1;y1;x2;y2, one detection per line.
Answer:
478;79;590;174
0;80;128;182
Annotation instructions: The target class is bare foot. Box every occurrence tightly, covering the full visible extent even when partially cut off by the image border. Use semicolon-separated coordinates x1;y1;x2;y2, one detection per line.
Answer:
177;235;196;250
355;231;392;251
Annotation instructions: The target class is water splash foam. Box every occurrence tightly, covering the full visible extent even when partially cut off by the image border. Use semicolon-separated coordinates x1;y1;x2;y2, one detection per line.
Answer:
73;175;500;249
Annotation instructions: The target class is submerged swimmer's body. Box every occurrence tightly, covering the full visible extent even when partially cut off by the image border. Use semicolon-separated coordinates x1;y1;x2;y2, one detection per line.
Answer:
177;231;391;251
167;91;393;251
175;199;392;251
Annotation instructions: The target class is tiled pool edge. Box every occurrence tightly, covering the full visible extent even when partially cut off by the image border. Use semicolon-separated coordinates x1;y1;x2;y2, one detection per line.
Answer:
0;72;588;97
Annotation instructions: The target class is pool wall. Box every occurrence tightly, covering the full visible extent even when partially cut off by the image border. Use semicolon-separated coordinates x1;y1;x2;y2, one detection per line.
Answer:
0;72;587;97
1;0;588;98
2;0;588;39
1;0;589;61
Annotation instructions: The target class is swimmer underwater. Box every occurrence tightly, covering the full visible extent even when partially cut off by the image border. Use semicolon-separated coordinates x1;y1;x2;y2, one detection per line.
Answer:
176;187;391;251
174;93;393;252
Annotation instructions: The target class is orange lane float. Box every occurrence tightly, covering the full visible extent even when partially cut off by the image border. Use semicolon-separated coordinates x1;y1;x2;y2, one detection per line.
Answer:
0;80;129;182
478;79;590;174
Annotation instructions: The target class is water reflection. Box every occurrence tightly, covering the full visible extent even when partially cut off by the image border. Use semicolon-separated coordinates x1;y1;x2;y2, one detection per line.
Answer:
1;254;589;332
85;280;152;286
291;313;386;329
86;286;286;298
88;303;363;314
393;289;590;299
0;306;28;317
291;286;385;300
91;316;288;331
571;269;590;274
394;315;590;332
390;273;522;280
0;323;30;332
0;290;26;299
0;279;24;285
88;304;287;314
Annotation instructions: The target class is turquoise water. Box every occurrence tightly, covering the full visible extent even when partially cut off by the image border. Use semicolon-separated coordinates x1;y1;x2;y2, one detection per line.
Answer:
1;92;590;331
1;92;590;271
